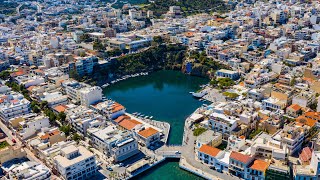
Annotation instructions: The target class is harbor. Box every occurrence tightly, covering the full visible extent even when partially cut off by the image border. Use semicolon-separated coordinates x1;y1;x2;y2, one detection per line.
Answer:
104;70;208;179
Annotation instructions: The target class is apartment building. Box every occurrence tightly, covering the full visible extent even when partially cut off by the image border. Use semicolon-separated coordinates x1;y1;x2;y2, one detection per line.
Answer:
2;161;51;180
229;151;254;178
66;106;106;136
14;115;50;140
91;100;126;120
137;127;160;148
0;92;30;122
88;126;139;162
208;112;238;135
62;80;102;107
54;145;97;180
198;144;222;166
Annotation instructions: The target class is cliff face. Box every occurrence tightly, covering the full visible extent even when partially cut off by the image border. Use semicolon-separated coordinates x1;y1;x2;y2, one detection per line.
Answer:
91;44;231;85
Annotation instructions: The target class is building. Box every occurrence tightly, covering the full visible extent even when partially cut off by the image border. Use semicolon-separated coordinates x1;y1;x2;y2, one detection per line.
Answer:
91;100;126;120
40;91;68;108
88;126;139;162
272;123;307;155
62;80;102;107
216;69;240;80
54;145;97;180
197;144;221;166
66;106;106;136
245;159;269;180
2;161;51;180
137;127;160;148
0;92;30;122
78;86;102;107
229;151;254;178
208;112;238;136
14;75;45;88
15;115;50;140
196;130;222;149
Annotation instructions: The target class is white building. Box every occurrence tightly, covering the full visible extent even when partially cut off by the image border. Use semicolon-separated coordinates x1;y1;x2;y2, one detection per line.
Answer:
62;80;102;107
54;145;97;180
208;112;238;134
14;75;45;88
66;106;106;136
88;126;139;162
78;86;102;107
2;161;51;180
0;92;30;122
18;115;50;140
262;97;286;111
91;100;126;120
40;91;68;107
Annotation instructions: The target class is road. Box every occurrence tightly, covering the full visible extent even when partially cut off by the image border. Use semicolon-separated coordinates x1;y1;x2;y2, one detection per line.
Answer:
180;117;238;180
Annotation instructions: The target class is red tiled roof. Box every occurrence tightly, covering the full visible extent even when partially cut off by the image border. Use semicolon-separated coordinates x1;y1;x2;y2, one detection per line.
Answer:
114;115;130;123
53;105;68;113
299;147;312;163
296;115;317;128
249;159;269;172
138;127;159;138
119;119;141;130
288;104;301;111
199;144;221;157
230;151;252;164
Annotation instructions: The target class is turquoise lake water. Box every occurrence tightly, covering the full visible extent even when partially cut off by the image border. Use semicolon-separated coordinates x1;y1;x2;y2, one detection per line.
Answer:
103;70;207;179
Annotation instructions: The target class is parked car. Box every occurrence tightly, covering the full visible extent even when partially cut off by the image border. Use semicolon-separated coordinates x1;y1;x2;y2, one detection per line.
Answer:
107;167;113;171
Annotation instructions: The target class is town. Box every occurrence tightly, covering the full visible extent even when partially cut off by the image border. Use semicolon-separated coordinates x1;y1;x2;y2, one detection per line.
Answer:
0;0;320;180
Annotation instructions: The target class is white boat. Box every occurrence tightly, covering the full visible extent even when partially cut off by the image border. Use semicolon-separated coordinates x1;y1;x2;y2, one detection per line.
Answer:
149;116;153;119
144;116;149;119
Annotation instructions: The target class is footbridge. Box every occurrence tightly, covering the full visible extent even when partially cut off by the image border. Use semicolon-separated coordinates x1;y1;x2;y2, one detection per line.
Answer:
156;144;185;158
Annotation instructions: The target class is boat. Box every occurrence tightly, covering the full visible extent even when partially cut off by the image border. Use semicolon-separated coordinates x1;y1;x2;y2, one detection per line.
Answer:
149;116;153;119
133;112;137;115
144;116;149;119
192;91;207;98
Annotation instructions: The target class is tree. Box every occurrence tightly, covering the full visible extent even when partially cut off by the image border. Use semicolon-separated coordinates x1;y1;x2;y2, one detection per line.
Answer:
72;133;82;143
40;101;48;109
0;71;10;80
32;105;41;113
58;112;67;122
69;70;81;81
93;41;105;51
60;125;71;136
153;36;163;45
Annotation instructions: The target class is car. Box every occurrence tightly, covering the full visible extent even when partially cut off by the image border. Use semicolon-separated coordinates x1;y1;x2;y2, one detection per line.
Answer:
11;139;16;143
119;163;124;167
107;167;113;171
175;151;181;154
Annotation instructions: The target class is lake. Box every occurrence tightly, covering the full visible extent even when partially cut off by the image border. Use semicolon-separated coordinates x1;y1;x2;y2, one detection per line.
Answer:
103;70;207;179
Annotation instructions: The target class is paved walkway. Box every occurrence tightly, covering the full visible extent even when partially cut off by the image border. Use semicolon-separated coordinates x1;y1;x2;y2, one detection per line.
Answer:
201;87;226;103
